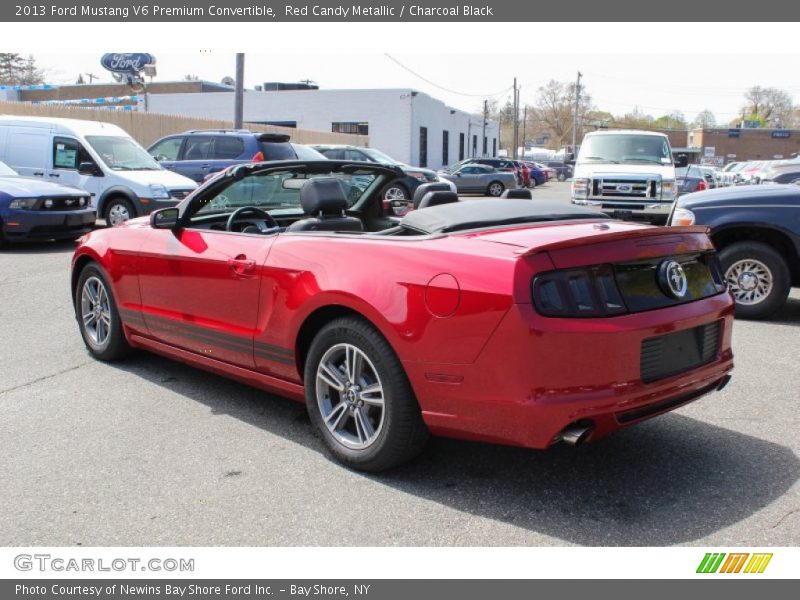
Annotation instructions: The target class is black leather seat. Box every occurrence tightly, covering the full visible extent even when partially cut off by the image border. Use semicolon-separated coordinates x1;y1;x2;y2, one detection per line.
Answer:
412;182;454;209
501;188;533;199
417;190;459;210
285;178;364;233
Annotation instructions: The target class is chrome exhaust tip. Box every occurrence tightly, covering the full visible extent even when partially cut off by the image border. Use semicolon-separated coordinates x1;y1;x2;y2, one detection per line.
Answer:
560;422;594;446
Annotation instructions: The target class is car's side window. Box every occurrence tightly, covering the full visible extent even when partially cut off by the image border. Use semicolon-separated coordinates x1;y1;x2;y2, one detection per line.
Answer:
323;149;345;160
344;149;366;162
149;136;183;161
213;136;245;160
52;136;93;170
182;136;213;160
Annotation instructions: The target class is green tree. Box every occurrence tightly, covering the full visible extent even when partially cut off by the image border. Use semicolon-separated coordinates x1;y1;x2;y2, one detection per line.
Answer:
652;111;687;130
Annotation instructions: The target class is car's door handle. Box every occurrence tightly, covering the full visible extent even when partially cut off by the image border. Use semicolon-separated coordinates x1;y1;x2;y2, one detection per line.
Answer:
201;164;210;169
33;171;44;176
48;173;60;178
228;255;256;277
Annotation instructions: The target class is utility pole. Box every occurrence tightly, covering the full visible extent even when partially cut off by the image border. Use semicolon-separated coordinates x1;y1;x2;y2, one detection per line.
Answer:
234;53;245;129
571;71;582;157
482;99;488;157
521;105;527;159
512;77;518;159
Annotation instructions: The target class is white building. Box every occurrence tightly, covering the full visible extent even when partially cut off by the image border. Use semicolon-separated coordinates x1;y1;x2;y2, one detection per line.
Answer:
144;88;500;170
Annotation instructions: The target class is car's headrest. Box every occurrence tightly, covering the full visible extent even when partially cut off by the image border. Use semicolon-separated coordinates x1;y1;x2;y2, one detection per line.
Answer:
501;189;533;199
412;182;453;208
418;190;459;210
300;178;348;215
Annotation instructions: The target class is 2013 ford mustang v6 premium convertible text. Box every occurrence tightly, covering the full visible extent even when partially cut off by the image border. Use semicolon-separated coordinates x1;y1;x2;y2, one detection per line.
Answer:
71;160;735;471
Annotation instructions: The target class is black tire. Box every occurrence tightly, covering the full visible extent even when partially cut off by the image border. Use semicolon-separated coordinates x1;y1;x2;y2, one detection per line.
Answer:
380;181;410;203
487;181;505;197
718;241;791;320
529;178;537;189
75;263;132;361
304;317;429;472
0;220;6;248
558;173;567;182
104;196;135;227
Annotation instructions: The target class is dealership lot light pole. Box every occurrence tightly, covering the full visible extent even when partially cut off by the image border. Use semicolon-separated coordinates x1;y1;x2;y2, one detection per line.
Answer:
234;53;244;129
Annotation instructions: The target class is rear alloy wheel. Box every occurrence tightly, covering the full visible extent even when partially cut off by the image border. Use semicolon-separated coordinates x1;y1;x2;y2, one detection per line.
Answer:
305;317;429;472
105;197;135;227
487;181;504;197
558;173;567;182
719;241;791;319
76;264;131;360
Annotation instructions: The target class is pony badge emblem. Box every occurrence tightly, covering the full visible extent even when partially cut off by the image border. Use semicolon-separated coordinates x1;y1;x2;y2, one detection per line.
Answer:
658;260;688;299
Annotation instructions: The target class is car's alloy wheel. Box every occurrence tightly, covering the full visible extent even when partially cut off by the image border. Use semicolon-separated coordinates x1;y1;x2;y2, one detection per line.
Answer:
383;185;409;202
719;241;791;320
76;264;131;360
105;198;134;226
487;182;504;197
305;317;429;471
725;259;773;306
558;173;567;182
81;276;112;348
315;343;385;450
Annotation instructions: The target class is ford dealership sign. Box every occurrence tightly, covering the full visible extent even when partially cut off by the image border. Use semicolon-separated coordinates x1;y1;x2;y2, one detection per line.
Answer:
100;53;155;74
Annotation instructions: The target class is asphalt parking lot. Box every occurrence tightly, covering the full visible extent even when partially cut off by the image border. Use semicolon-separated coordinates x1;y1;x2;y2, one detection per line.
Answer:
1;181;799;546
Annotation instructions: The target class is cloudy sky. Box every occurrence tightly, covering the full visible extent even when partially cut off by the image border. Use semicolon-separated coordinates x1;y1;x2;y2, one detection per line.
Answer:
9;22;800;126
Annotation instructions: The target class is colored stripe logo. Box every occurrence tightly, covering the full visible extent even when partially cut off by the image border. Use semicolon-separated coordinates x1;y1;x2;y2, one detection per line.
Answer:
697;552;772;574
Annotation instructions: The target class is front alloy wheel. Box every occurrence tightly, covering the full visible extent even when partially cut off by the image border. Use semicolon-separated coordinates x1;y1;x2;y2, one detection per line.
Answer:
487;182;504;197
383;185;409;202
80;275;112;349
76;264;131;360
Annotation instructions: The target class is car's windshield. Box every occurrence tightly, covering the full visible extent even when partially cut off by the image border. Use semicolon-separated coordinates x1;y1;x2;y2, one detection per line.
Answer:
86;136;162;171
361;148;398;164
578;135;673;165
194;170;377;217
0;161;18;176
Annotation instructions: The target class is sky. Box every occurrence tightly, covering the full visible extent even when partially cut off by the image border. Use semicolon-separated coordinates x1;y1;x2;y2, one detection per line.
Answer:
31;51;800;126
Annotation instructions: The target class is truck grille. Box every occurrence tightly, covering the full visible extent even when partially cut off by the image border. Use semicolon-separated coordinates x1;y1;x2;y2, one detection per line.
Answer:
592;178;655;199
640;321;721;384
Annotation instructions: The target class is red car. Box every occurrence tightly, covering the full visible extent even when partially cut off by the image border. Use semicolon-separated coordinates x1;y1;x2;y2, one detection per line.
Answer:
71;160;735;472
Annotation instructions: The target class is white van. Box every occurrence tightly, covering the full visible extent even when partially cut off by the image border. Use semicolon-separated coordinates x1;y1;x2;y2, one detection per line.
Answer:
0;116;197;225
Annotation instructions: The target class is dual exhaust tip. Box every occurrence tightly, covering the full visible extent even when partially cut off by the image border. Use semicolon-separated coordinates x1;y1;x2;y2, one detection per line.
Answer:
559;422;594;446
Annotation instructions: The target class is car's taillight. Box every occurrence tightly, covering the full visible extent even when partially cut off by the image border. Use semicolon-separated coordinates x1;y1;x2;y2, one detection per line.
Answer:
532;265;627;317
696;179;707;191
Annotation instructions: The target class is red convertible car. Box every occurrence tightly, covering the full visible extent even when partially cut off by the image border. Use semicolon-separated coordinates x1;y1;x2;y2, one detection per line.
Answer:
71;160;735;471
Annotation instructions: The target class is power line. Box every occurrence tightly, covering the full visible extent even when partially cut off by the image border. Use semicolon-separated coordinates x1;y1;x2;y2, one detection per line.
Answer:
384;54;513;98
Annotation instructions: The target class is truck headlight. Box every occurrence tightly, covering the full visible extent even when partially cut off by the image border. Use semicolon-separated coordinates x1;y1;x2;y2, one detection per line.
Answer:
8;198;38;210
661;181;677;199
149;184;170;199
670;207;695;226
571;178;590;200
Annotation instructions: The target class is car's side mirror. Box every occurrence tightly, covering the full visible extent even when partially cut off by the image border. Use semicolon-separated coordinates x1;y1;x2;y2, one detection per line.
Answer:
150;207;180;230
78;162;103;176
674;155;689;168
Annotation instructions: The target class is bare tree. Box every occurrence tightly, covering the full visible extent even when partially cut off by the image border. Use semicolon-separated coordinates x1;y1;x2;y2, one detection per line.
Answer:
530;80;593;149
691;109;717;129
742;86;796;127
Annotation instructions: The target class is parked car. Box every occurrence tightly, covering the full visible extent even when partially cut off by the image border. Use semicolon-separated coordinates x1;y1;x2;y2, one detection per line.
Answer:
543;160;574;182
695;165;720;189
717;162;743;187
310;144;439;204
670;184;800;318
460;158;521;182
70;158;734;471
148;129;300;183
0;116;197;227
438;163;518;196
0;160;94;246
533;161;557;182
523;161;547;186
676;166;709;195
760;162;800;185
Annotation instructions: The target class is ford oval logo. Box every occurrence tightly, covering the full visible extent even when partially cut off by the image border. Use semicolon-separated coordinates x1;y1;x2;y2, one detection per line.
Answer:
100;53;155;74
658;260;688;299
617;184;633;193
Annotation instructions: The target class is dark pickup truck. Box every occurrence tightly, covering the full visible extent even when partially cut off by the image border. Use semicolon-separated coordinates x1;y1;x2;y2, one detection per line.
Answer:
669;184;800;319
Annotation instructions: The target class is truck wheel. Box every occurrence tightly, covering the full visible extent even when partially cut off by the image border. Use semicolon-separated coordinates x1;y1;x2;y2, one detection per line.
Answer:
719;241;791;319
104;197;135;227
305;317;429;472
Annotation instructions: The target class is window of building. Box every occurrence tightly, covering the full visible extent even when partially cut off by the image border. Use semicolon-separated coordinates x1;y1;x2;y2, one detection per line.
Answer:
419;126;428;167
459;133;465;161
332;122;369;135
472;134;477;157
442;131;449;167
483;136;487;156
493;138;497;157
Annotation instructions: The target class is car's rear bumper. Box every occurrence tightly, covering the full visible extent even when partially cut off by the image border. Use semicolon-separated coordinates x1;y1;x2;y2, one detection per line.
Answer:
2;208;96;240
406;292;734;449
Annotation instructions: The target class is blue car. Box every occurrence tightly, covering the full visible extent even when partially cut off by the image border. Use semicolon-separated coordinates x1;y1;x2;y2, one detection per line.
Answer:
0;161;94;246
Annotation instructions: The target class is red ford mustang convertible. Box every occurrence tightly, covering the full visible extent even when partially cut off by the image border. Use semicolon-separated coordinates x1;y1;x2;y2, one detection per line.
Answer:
71;160;734;471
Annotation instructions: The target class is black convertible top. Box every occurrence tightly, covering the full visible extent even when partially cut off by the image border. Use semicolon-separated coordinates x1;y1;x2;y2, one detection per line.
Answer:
399;199;609;234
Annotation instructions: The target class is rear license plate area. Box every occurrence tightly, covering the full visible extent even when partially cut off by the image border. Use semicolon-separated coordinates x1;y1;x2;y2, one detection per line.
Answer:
640;321;721;383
